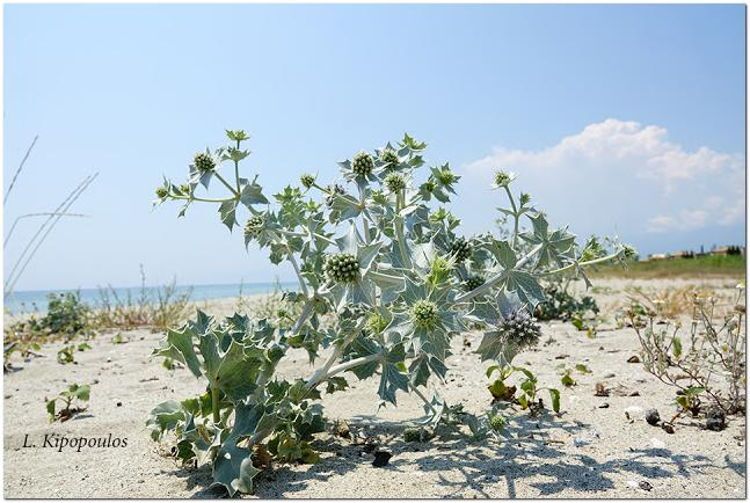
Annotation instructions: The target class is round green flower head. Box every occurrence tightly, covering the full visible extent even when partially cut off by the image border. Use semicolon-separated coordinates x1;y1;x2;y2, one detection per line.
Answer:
436;168;458;185
324;253;359;283
380;148;399;166
351;151;374;177
384;173;406;193
412;299;439;329
423;180;436;193
500;311;541;349
366;312;388;335
244;215;264;238
489;414;505;432
194;152;216;172
155;187;168;199
494;170;511;187
179;183;191;195
464;275;485;291
300;173;316;189
450;237;471;263
520;192;531;206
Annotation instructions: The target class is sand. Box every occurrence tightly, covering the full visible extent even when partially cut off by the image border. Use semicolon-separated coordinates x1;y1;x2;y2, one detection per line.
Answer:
3;277;746;498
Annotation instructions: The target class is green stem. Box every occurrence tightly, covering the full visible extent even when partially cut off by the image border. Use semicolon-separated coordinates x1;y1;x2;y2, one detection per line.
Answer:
211;386;220;424
286;246;309;297
214;172;239;196
394;191;411;267
504;186;519;248
173;195;235;204
234;140;241;193
540;250;624;277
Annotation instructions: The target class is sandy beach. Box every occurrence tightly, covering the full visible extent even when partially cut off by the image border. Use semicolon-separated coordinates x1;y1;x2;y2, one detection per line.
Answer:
3;277;745;498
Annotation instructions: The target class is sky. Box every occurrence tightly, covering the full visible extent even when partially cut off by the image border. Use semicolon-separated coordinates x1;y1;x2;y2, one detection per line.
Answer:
3;3;746;292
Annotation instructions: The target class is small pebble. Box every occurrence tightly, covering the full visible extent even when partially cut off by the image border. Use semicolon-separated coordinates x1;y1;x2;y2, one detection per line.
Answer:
645;409;660;426
639;480;653;491
372;450;392;467
627;355;640;363
598;403;610;409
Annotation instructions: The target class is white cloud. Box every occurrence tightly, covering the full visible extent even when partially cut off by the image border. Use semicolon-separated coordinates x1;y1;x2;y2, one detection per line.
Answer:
462;119;744;240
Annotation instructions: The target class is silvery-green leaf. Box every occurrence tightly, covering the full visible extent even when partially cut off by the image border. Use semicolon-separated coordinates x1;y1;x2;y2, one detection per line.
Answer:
476;329;505;361
240;180;269;207
212;402;265;496
377;344;409;405
357;241;382;271
336;224;360;255
218;200;238;231
146;400;186;441
156;327;202;378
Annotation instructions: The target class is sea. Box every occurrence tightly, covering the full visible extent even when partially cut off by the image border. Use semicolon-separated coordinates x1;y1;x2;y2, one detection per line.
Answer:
3;281;298;315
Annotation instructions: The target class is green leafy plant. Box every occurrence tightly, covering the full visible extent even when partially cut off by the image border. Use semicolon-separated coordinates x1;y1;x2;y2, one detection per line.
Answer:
46;383;90;422
628;284;746;429
56;342;91;365
4;292;94;369
149;129;631;495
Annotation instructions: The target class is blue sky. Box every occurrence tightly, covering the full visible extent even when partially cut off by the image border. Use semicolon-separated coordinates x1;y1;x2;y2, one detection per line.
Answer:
4;4;745;291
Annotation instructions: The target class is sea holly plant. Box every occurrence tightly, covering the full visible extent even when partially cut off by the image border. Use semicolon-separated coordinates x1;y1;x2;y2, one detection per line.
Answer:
150;129;631;495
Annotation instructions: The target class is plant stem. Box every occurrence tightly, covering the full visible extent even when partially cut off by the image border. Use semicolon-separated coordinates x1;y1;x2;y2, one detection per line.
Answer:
453;243;544;304
504;186;519;248
211;386;220;424
287;248;309;297
173;195;236;204
540;250;623;277
214;172;239;196
394;191;411;267
304;319;367;390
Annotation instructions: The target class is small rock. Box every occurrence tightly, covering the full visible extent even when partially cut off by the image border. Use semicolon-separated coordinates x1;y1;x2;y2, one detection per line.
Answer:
372;450;392;467
598;403;610;409
604;373;616;379
116;402;123;407
627;355;640;363
661;423;675;434
645;409;660;426
706;407;726;431
594;383;610;397
554;354;569;360
639;480;653;491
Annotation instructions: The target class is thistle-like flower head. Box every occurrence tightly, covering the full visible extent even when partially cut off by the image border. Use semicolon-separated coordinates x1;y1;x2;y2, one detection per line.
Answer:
324;253;360;284
244;215;264;238
499;310;541;349
380;148;399;166
155;187;168;199
300;173;316;189
351;151;374;177
450;237;472;263
464;275;485;291
194;152;216;172
385;173;406;193
412;299;439;329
